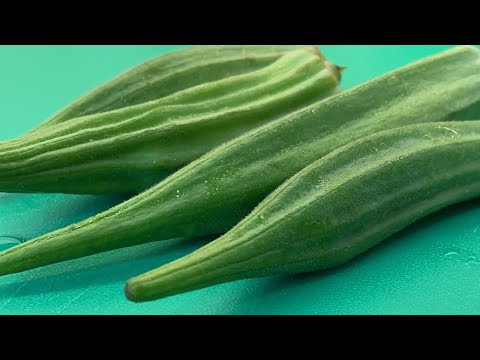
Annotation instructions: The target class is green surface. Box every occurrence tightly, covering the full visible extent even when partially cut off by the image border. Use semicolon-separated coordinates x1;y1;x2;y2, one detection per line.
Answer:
1;45;480;314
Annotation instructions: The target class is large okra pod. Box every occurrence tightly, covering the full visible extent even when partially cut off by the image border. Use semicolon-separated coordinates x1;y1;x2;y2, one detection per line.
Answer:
0;48;340;194
0;46;479;276
28;45;309;134
125;121;480;301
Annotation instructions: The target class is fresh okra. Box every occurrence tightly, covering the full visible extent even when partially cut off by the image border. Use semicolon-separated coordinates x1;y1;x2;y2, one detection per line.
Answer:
125;121;480;301
28;45;310;134
0;46;479;277
0;47;340;194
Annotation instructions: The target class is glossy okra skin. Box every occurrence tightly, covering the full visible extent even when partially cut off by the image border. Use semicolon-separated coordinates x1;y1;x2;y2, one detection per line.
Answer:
0;46;480;277
125;121;480;302
0;48;340;194
28;45;310;134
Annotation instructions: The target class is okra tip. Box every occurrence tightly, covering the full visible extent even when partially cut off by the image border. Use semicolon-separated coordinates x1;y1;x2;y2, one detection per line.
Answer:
124;282;138;303
304;46;345;84
335;65;347;81
124;277;173;303
124;277;172;303
325;61;346;84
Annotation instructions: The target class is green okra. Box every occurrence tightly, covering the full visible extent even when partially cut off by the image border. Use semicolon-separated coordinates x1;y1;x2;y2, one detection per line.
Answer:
27;45;310;134
125;120;480;302
0;46;479;277
0;47;340;194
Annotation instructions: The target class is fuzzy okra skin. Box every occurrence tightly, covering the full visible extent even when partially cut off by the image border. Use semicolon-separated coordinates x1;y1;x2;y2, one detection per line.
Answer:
27;45;310;134
0;48;340;194
125;121;480;302
0;46;480;277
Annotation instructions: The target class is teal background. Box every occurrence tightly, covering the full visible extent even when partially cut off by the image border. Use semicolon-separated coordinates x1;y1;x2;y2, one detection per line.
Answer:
1;45;480;314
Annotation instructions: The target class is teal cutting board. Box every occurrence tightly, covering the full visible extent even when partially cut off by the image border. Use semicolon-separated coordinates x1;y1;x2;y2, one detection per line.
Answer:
1;45;480;315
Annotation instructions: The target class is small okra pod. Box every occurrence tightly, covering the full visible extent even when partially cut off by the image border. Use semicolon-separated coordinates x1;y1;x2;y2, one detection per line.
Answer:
28;45;311;134
0;47;340;194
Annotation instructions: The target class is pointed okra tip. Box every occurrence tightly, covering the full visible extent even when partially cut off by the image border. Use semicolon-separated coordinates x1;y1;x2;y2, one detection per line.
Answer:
324;61;346;85
125;280;149;303
307;45;346;84
124;281;138;303
124;276;171;303
123;241;239;303
124;274;186;303
334;64;347;83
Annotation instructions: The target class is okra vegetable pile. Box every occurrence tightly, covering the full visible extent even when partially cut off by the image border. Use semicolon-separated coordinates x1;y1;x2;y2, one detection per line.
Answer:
1;45;480;304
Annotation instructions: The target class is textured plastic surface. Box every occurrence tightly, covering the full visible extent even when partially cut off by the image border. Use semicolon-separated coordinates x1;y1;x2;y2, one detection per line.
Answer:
1;45;480;314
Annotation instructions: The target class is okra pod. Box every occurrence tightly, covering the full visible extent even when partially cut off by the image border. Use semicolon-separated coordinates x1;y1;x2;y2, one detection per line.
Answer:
0;48;340;194
28;45;310;134
126;121;480;301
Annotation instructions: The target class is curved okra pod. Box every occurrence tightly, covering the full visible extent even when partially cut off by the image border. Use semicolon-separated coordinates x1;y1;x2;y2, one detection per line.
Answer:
27;45;310;134
125;121;480;301
0;46;479;276
0;47;340;194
